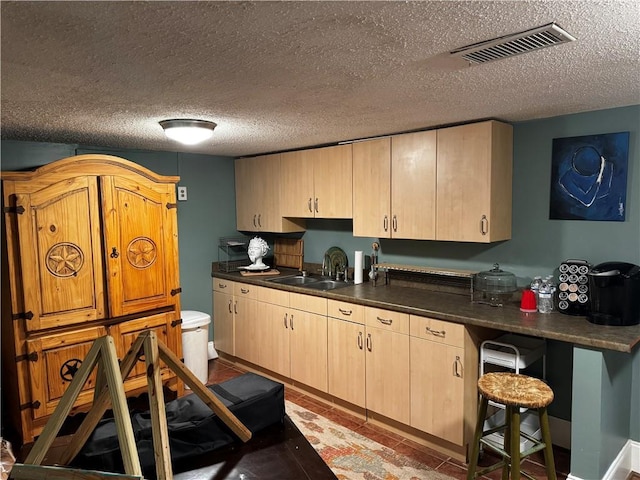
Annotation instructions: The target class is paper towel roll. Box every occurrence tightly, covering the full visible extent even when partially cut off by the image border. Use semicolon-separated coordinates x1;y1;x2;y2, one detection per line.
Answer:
354;251;364;284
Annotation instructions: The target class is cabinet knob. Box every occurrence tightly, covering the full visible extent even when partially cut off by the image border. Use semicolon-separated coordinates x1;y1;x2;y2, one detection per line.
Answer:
110;247;119;258
480;215;488;235
366;333;372;352
454;355;463;378
308;198;313;212
314;198;319;213
383;215;388;232
392;215;397;232
357;331;363;350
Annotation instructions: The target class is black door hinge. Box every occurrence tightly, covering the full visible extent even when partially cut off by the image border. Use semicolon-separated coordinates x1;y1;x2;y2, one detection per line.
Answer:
19;400;41;411
171;318;183;328
170;287;182;296
16;352;38;363
166;203;177;210
13;311;34;321
3;205;25;215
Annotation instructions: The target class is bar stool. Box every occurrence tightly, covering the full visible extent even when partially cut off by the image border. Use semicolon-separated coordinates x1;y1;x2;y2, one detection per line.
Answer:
467;372;557;480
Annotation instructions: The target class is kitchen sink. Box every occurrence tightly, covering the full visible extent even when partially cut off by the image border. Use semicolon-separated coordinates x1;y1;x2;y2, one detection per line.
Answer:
268;275;321;286
268;275;351;291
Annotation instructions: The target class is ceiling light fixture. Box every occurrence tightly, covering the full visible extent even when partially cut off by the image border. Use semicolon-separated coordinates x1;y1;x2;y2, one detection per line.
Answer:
159;119;217;145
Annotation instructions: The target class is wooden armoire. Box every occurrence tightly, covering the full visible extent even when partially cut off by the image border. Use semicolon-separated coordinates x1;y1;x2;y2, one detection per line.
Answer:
1;154;184;444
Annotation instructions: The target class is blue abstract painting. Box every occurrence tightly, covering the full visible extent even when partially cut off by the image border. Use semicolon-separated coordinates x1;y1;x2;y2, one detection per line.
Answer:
549;132;629;221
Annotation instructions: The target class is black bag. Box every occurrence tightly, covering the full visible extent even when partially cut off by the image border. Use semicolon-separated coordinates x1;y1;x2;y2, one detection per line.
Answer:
73;372;285;478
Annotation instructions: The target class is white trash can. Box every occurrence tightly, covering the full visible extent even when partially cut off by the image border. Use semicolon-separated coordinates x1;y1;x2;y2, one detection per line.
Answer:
181;310;211;386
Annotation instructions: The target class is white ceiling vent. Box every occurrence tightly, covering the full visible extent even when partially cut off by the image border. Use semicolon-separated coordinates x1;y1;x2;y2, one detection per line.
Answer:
450;23;576;65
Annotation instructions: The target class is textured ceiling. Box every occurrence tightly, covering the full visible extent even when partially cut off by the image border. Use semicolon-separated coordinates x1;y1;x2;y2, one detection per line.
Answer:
1;1;639;158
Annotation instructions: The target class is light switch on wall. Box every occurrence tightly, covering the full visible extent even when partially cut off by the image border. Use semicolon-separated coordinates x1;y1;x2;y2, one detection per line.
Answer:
177;186;188;201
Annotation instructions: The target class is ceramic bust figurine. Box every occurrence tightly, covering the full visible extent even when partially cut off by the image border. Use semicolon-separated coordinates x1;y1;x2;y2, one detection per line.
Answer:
247;236;269;268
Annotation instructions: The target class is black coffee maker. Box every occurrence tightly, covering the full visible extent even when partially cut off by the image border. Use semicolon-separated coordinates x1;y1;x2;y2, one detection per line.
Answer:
588;262;640;326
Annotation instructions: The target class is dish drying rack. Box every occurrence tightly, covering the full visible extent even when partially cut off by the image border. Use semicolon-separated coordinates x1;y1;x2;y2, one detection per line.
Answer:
217;236;249;272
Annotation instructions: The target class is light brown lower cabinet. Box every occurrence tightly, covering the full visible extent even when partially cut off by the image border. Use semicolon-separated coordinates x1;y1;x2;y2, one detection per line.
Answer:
233;283;259;364
212;280;235;356
226;284;484;453
364;307;411;425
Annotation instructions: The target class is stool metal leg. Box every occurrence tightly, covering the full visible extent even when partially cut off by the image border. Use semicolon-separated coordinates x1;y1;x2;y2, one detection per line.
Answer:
510;406;521;480
467;396;489;480
502;405;511;480
539;407;557;480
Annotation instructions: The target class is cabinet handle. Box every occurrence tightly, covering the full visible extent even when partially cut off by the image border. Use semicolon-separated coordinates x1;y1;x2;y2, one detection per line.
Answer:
228;299;232;314
454;355;463;378
383;215;388;232
426;326;446;337
290;314;294;330
357;331;363;350
338;308;352;316
392;215;397;232
284;313;288;329
253;214;257;227
110;247;119;258
258;214;262;227
234;301;238;315
376;316;393;326
218;283;227;289
480;215;488;236
314;198;319;213
241;288;249;294
308;198;313;213
366;333;372;351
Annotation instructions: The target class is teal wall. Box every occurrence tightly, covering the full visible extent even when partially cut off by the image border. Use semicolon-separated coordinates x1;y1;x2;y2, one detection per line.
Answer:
2;105;639;460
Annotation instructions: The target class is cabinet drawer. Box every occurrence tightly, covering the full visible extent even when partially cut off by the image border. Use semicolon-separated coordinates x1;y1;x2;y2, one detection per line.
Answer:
258;287;289;306
410;315;465;347
213;277;234;293
327;300;364;324
290;292;327;315
365;308;409;334
234;282;259;299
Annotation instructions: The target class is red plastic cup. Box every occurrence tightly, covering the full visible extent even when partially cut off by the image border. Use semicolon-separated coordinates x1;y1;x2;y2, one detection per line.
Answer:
520;289;537;313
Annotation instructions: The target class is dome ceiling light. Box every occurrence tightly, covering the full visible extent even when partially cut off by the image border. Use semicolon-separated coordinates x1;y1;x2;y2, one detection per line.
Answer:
159;119;217;145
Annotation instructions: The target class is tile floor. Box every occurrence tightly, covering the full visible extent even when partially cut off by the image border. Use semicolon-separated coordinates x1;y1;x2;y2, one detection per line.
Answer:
207;358;571;480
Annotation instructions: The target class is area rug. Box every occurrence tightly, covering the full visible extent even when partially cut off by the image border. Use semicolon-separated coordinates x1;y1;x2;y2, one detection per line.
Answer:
286;401;455;480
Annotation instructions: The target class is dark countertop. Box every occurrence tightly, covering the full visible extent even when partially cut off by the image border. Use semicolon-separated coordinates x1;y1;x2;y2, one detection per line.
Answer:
212;267;640;353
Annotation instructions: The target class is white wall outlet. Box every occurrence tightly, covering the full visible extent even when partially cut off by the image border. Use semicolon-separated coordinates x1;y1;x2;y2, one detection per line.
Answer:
177;186;187;201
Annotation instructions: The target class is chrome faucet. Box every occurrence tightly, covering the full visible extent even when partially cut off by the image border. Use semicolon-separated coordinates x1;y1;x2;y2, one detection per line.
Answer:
321;253;331;277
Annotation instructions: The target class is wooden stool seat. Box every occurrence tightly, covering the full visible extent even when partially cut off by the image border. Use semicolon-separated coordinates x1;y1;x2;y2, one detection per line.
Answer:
467;372;557;480
478;372;554;409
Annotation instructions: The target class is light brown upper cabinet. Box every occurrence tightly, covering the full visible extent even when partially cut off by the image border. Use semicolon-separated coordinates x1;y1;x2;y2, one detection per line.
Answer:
280;144;353;219
235;154;305;233
353;130;437;239
436;121;513;242
353;121;512;242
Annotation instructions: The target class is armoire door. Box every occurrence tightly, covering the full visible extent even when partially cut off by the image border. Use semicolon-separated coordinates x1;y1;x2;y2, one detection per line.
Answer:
101;175;180;317
13;175;106;331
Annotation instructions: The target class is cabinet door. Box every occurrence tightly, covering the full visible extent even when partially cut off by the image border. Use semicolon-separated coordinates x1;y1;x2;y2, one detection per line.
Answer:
280;150;315;218
101;176;180;317
391;131;437;240
111;313;175;382
213;290;234;355
234;295;258;364
235;157;260;230
352;138;391;237
26;326;107;418
327;317;365;407
410;337;465;445
259;303;290;377
436;121;512;242
313;145;353;219
13;176;106;331
290;309;328;392
255;154;282;232
365;326;410;424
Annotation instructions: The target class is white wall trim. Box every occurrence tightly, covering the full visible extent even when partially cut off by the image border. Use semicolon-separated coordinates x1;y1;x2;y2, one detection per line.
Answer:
567;440;640;480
